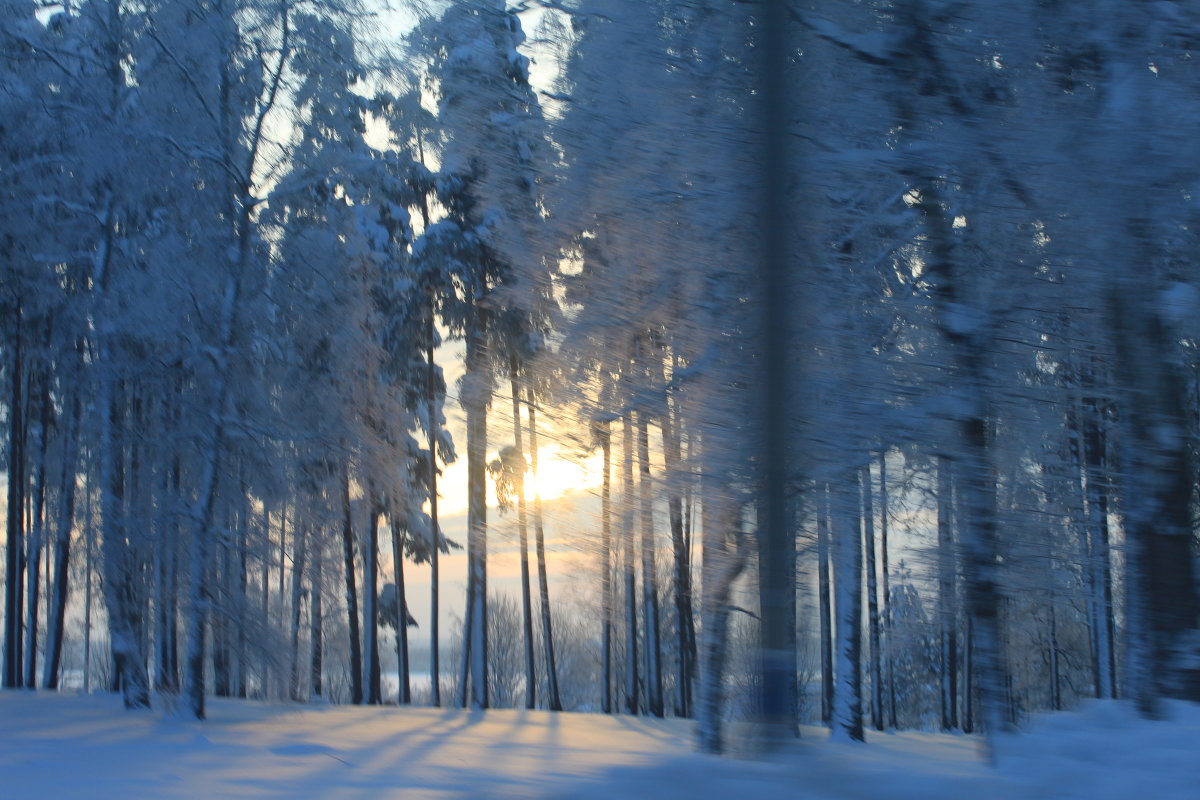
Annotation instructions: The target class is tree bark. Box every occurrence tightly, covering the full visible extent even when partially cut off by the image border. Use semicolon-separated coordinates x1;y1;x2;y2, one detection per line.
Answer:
622;413;639;714
831;474;864;742
391;522;410;704
426;298;442;707
310;546;323;699
696;481;747;753
818;484;834;726
288;525;307;701
44;374;82;690
879;452;896;728
101;376;150;709
365;505;381;705
24;376;51;689
662;375;695;717
637;409;663;718
4;314;26;689
937;456;958;731
527;392;561;711
464;305;489;709
861;464;883;731
1082;369;1116;699
341;470;363;705
509;370;537;709
598;420;613;714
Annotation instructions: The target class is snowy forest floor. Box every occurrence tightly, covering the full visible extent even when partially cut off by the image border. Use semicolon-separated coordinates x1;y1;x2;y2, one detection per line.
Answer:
2;693;1197;799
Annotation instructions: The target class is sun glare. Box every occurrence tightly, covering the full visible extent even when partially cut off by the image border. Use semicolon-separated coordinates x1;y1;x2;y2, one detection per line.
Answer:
529;447;601;502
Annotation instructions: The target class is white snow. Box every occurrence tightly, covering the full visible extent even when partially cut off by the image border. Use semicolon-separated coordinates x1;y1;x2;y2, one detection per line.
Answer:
3;693;1199;799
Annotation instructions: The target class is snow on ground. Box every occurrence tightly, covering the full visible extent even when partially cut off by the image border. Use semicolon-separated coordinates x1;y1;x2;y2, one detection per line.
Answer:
2;692;1198;799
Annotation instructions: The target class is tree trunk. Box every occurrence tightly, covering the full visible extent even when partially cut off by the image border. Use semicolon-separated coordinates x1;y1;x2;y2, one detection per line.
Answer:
310;547;323;699
818;484;834;726
696;480;747;753
937;456;958;731
861;464;883;731
510;371;537;709
83;488;94;694
637;410;663;718
4;314;26;689
879;452;896;728
831;474;864;742
662;380;695;717
1048;598;1061;711
213;535;232;698
152;385;181;695
464;305;489;710
101;377;150;709
341;470;363;705
237;501;249;699
426;300;442;708
365;506;381;705
599;420;613;714
458;580;473;709
527;393;561;711
24;377;51;689
289;525;307;701
44;376;82;690
621;414;639;714
391;523;410;704
1082;365;1117;699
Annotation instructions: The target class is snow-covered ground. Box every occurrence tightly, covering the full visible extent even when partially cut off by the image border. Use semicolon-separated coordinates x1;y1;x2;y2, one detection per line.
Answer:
2;693;1197;799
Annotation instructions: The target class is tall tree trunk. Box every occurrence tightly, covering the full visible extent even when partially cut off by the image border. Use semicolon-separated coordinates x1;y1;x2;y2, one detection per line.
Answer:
213;533;231;698
152;385;180;694
1083;366;1117;699
464;305;489;710
878;452;896;728
510;370;536;709
279;504;288;647
83;487;94;694
637;410;663;718
236;495;249;699
458;580;473;708
861;464;883;731
341;470;363;705
937;456;958;731
365;506;381;705
1048;597;1061;711
818;484;834;726
45;374;82;690
24;377;51;689
101;377;150;709
4;312;26;689
426;299;442;707
289;526;308;701
963;615;975;734
831;474;864;742
622;413;639;714
1112;290;1200;710
527;393;561;711
310;546;323;700
696;478;747;753
662;379;695;718
391;523;410;704
598;420;613;714
260;505;271;699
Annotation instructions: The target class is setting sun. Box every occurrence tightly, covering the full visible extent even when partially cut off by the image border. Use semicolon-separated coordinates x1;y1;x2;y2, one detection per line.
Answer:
527;446;603;502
